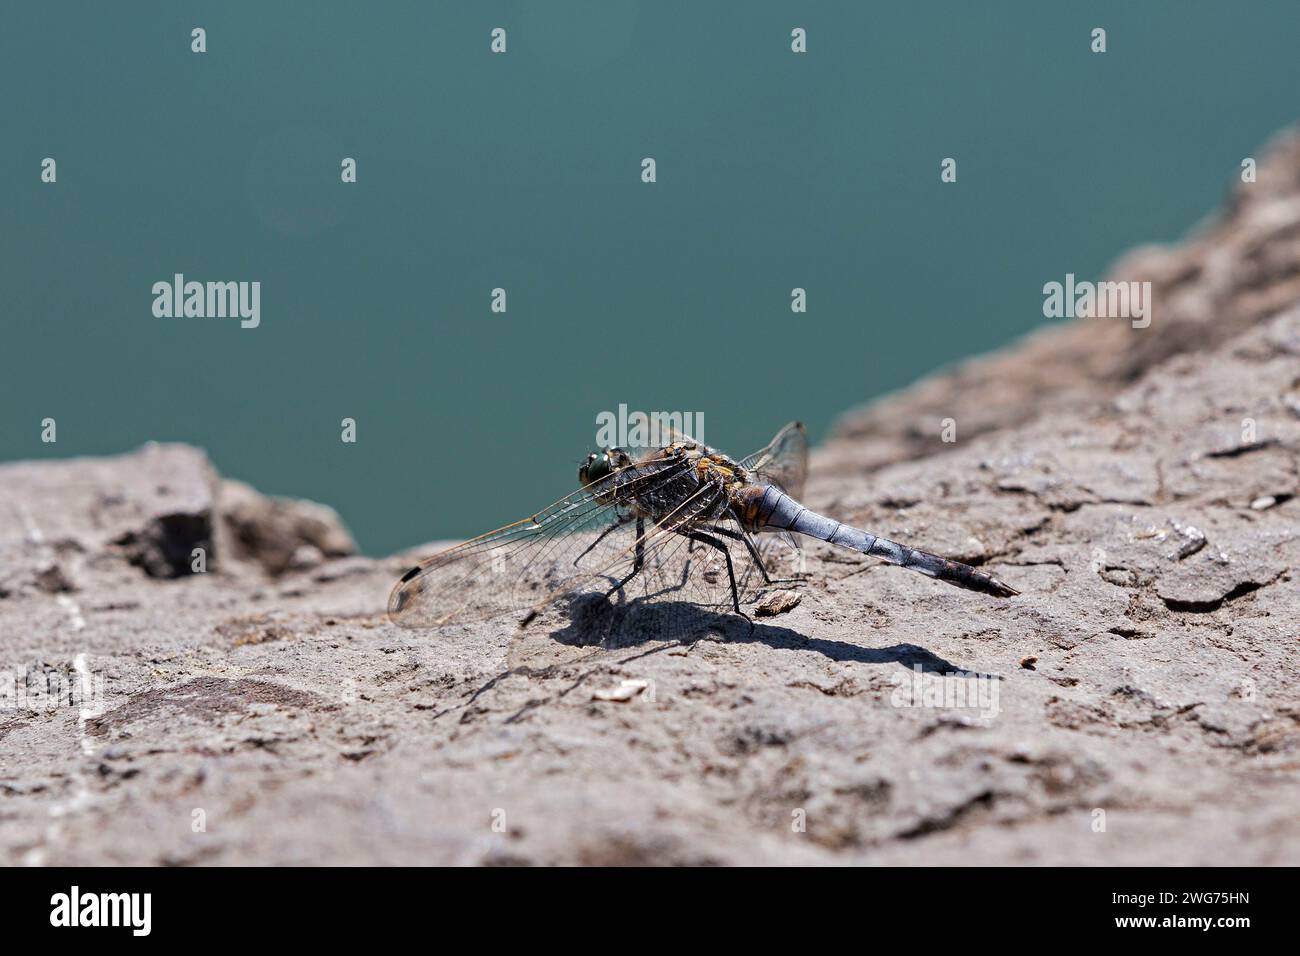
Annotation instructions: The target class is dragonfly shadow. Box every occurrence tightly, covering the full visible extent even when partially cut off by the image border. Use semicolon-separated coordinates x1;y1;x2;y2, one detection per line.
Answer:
738;621;999;679
531;594;998;679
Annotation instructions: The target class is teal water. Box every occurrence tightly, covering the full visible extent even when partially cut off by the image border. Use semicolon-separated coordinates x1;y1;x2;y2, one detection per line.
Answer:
3;1;1298;555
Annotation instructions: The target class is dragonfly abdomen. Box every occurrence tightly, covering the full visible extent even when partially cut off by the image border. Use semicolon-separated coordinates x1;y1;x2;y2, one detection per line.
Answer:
742;484;1018;599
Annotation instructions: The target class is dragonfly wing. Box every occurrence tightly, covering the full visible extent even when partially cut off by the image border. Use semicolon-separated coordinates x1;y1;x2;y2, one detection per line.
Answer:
506;484;777;670
741;421;808;500
388;457;691;628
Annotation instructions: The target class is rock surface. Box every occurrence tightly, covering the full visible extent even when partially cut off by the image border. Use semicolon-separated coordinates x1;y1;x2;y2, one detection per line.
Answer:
3;147;1300;866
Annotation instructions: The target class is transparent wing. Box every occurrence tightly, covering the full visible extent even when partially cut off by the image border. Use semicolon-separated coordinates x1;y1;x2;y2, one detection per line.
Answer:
575;486;763;611
388;457;693;628
506;490;786;672
741;421;808;500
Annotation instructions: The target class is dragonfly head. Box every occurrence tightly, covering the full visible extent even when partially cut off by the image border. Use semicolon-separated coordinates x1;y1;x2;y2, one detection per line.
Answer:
580;448;630;487
580;450;613;487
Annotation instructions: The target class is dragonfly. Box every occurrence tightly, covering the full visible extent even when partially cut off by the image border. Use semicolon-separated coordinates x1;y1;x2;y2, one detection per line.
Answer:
388;422;1017;669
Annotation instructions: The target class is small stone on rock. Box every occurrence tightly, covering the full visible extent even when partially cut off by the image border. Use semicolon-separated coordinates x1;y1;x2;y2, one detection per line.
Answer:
593;679;649;702
755;590;802;617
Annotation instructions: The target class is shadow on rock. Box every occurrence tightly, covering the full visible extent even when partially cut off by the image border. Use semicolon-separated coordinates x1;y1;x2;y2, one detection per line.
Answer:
514;594;996;679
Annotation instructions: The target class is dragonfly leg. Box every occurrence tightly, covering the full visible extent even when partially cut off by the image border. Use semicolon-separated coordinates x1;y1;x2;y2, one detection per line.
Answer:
716;517;803;586
711;525;773;584
604;515;646;598
574;511;630;567
684;530;751;626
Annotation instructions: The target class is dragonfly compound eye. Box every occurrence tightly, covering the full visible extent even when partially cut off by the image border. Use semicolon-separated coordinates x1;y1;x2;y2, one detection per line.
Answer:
579;452;612;486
